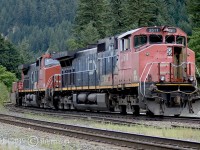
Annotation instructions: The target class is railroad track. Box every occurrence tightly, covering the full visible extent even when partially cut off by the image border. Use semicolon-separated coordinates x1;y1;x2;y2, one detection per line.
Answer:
5;104;200;129
0;113;199;150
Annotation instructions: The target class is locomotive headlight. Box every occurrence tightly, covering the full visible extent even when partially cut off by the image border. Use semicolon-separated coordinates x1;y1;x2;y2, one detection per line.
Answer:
188;76;194;82
160;75;165;82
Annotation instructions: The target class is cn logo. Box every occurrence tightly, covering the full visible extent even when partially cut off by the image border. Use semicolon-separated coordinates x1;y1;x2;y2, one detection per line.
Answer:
167;47;172;56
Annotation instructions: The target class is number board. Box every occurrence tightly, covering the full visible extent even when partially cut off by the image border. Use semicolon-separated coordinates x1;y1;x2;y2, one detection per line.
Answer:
147;27;177;33
147;28;161;33
168;28;177;33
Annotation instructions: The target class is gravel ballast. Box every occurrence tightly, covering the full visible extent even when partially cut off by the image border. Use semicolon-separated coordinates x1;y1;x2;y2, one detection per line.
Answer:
0;122;131;150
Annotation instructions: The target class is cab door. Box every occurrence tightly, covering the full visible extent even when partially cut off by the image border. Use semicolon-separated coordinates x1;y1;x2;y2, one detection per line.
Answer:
118;35;133;85
37;57;45;89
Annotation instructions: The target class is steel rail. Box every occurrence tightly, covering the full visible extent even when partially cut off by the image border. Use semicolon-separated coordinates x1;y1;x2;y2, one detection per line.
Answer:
5;104;200;130
0;114;199;150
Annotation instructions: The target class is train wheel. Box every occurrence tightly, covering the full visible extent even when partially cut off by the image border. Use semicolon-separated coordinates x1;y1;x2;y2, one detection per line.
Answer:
133;105;140;116
16;92;22;106
53;99;59;110
58;101;64;110
61;103;64;110
16;98;21;106
36;97;41;107
16;96;20;106
120;105;127;115
109;107;115;112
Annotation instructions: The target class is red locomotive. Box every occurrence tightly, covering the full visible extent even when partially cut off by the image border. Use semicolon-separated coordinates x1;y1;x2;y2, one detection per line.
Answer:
11;26;200;116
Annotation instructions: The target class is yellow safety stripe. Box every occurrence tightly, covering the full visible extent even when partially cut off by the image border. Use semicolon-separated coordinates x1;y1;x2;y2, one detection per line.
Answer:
58;83;139;91
156;84;193;86
18;83;139;93
18;89;45;93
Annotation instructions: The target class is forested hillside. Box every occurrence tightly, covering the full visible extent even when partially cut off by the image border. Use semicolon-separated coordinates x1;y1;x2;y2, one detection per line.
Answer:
0;0;77;54
188;0;200;67
0;0;191;54
68;0;191;49
0;0;199;69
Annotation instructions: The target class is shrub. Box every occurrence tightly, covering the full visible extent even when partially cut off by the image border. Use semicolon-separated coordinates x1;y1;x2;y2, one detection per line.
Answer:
0;65;17;89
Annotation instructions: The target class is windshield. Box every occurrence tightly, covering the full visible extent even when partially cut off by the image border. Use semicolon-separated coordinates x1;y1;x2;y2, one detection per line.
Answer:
134;35;147;47
176;36;186;46
45;58;60;67
165;35;175;44
149;35;163;44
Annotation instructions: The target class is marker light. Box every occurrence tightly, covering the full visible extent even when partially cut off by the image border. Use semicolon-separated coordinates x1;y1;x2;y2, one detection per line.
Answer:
188;76;194;82
160;75;165;82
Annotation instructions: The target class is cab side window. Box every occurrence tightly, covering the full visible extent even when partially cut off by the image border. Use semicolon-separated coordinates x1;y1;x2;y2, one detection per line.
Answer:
121;36;130;51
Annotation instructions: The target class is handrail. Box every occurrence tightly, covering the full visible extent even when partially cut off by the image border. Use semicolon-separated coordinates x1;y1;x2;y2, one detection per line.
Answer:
45;76;53;89
143;63;155;96
139;62;152;96
139;62;199;98
61;69;99;88
45;74;61;89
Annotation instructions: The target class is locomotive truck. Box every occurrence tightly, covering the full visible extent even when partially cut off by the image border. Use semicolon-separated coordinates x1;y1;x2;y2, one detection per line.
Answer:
11;26;200;116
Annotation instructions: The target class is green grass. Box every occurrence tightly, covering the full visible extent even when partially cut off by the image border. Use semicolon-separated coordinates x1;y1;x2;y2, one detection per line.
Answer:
22;112;200;142
0;82;10;112
93;123;200;142
41;142;80;150
0;82;9;104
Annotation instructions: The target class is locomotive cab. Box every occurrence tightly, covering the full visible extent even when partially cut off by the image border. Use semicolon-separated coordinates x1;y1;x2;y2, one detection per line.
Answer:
12;53;61;108
131;26;199;116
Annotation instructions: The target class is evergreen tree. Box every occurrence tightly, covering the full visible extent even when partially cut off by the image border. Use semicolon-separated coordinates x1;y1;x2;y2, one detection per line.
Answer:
18;38;34;63
69;0;110;49
79;22;100;47
188;0;200;27
109;0;126;34
67;22;100;50
0;35;21;76
75;0;109;38
188;28;200;70
153;0;172;26
166;0;191;34
66;38;80;51
188;0;200;69
123;0;157;29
